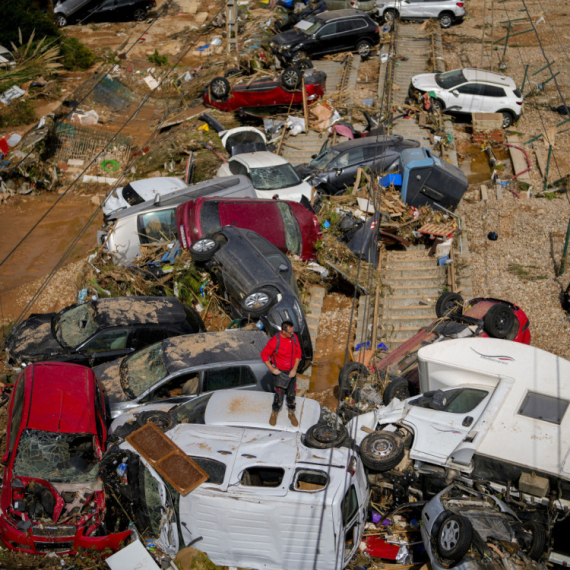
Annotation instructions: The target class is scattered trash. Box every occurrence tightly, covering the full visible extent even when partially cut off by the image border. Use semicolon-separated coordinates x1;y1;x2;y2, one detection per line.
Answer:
488;231;498;240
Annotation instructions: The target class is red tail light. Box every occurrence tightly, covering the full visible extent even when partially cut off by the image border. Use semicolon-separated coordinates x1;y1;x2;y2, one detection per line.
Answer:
375;26;379;33
516;101;523;105
456;2;464;5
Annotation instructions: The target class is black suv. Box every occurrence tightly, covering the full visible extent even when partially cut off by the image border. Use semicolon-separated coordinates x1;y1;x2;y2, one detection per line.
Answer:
189;226;313;371
5;297;204;368
270;9;380;64
296;135;420;194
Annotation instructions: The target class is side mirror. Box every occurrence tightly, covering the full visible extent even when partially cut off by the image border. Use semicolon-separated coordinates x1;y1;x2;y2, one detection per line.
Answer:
429;389;447;411
154;194;161;205
452;90;459;96
335;168;343;176
311;154;317;159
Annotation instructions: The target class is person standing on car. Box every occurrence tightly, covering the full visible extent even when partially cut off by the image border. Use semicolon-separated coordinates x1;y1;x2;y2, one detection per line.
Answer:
261;321;302;427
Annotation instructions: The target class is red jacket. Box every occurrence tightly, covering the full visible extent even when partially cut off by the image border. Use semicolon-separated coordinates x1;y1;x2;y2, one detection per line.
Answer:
261;333;302;372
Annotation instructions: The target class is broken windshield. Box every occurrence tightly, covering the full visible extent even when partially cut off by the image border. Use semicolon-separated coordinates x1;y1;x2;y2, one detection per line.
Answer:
14;430;99;483
250;164;301;191
276;202;302;255
174;393;213;424
121;342;167;399
53;304;99;349
309;147;340;170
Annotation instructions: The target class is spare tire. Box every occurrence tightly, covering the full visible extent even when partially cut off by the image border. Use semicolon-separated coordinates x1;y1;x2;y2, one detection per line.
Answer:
435;292;464;318
484;303;515;339
360;431;405;472
281;66;302;90
338;362;369;399
383;376;413;405
136;410;176;432
209;77;230;101
305;422;348;449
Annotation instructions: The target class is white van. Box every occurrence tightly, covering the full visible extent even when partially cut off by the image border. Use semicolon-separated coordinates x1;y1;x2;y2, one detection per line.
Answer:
348;337;570;504
119;424;369;569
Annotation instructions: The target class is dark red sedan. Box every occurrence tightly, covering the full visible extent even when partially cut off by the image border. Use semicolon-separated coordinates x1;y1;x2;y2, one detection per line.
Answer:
0;362;131;555
203;67;327;113
177;197;320;260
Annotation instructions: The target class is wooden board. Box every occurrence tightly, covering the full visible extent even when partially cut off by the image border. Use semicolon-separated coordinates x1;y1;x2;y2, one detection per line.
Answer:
507;135;532;186
127;423;209;495
417;223;457;238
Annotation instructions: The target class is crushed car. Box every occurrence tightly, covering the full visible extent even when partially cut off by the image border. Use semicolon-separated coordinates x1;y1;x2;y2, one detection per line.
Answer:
5;296;204;369
0;362;131;554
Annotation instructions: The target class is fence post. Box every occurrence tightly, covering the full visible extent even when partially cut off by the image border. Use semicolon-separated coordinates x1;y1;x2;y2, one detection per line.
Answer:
560;218;570;276
543;145;552;193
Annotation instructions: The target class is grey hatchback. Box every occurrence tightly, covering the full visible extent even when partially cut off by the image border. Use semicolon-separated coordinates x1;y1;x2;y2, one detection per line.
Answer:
93;330;273;418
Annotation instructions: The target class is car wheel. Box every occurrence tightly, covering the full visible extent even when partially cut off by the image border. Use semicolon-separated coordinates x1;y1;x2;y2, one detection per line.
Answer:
383;8;397;22
291;51;308;65
439;12;453;28
431;97;444;112
189;237;220;262
55;13;67;27
338;362;369;399
436;513;473;563
522;521;547;561
281;66;302;90
305;422;348;449
295;58;313;71
435;292;464;319
383;375;413;405
360;431;405;471
136;410;176;431
240;287;277;317
501;110;515;129
356;40;372;59
483;303;516;339
209;77;231;101
133;8;147;20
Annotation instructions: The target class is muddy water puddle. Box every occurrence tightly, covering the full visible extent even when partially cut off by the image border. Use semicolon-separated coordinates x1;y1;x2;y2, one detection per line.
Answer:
458;144;510;185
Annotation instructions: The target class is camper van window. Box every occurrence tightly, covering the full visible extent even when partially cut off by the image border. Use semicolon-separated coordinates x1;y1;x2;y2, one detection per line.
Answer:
292;469;328;492
518;392;569;425
341;486;358;526
241;467;284;487
189;456;226;484
410;388;488;414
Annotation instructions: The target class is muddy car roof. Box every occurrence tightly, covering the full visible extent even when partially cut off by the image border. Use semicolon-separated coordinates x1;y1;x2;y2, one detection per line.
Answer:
24;362;97;434
92;296;186;327
163;330;267;373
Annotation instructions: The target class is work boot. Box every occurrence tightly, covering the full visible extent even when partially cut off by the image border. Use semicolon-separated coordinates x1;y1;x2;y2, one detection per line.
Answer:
269;411;278;426
288;409;299;427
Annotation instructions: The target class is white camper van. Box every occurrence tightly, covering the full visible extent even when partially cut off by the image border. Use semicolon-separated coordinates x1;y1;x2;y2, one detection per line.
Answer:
348;338;570;504
120;424;369;570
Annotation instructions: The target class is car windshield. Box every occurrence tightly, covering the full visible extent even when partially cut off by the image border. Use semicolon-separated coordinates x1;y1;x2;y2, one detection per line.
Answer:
174;393;214;424
309;147;340;170
276;202;302;255
250;163;301;191
121;342;167;399
13;430;99;483
53;304;99;349
295;17;323;35
121;184;145;206
435;69;467;89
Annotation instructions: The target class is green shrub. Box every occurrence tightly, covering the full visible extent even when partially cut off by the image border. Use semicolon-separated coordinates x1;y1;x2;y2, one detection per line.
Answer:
0;99;36;128
147;49;169;66
59;36;95;70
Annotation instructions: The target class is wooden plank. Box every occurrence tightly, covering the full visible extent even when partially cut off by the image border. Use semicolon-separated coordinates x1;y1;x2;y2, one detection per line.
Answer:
534;144;548;178
495;184;503;200
507;135;532;185
480;184;489;201
301;77;309;132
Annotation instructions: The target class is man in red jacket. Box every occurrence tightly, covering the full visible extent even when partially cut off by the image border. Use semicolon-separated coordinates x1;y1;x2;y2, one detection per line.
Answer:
260;321;302;427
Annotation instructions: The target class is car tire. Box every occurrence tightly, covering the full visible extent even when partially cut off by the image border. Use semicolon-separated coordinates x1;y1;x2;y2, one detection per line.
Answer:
133;8;147;21
436;513;473;563
501;110;515;129
55;13;67;27
360;431;405;472
305;422;348;449
383;375;413;405
209;77;231;102
291;51;308;65
295;58;313;71
136;410;176;431
240;287;277;317
522;521;547;561
383;9;397;22
338;362;369;399
281;66;302;90
483;303;515;339
356;40;372;59
439;12;454;28
435;292;464;319
189;237;220;262
431;97;444;112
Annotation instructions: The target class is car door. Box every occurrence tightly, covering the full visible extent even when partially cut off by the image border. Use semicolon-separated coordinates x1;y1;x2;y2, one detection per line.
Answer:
399;0;420;18
419;0;442;18
449;82;484;113
80;328;134;366
479;84;508;114
328;147;365;193
313;22;339;55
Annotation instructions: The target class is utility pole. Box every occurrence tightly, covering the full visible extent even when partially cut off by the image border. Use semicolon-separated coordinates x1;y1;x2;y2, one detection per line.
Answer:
490;0;495;70
480;0;487;67
226;0;238;57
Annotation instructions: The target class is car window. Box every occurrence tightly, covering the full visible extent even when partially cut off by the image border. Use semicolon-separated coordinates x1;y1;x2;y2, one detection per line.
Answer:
265;252;290;274
134;327;169;349
121;183;145;206
200;201;222;234
318;22;338;36
203;366;256;392
276;202;302;255
341;485;359;526
296;17;324;35
150;371;200;400
332;148;364;169
175;393;214;424
99;0;116;7
456;83;484;95
337;20;352;33
9;378;26;452
123;342;167;398
292;469;328;492
435;69;467;89
351;18;369;30
138;209;177;244
518;393;568;424
241;467;284;487
410;388;489;413
54;303;99;349
189;457;226;484
481;84;506;97
85;329;130;353
228;160;248;176
309;147;340;170
143;467;163;535
249;163;301;191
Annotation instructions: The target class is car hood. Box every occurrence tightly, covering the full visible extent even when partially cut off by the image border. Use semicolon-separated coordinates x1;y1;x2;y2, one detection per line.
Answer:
101;189;126;217
294;163;316;179
6;313;66;363
94;358;130;405
256;180;312;203
411;73;440;92
347;398;407;444
272;29;307;46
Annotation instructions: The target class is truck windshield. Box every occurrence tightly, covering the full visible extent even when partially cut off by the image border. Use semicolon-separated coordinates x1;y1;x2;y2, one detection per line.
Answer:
121;342;167;399
53;303;99;348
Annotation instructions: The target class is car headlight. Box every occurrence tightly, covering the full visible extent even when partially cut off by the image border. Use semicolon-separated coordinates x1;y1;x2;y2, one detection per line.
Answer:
282;44;292;51
293;301;304;327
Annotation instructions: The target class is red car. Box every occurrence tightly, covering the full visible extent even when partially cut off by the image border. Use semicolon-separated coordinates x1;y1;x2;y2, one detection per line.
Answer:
176;196;320;260
339;294;531;404
203;67;326;112
0;362;131;555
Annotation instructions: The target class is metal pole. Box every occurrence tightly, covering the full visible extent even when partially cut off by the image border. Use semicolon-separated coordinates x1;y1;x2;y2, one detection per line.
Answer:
521;64;529;92
543;145;552;193
480;0;488;67
503;22;511;56
559;218;570;276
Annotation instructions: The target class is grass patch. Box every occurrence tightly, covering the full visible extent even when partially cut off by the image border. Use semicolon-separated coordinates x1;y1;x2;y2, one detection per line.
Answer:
507;264;547;281
0;99;36;128
147;49;169;67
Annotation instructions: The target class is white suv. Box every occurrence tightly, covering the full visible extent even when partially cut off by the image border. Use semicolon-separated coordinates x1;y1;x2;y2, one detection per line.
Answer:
376;0;466;28
410;68;523;128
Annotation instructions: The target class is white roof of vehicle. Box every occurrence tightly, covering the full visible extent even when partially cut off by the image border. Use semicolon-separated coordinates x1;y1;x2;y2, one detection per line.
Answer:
128;176;187;193
462;68;517;88
233;151;289;169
